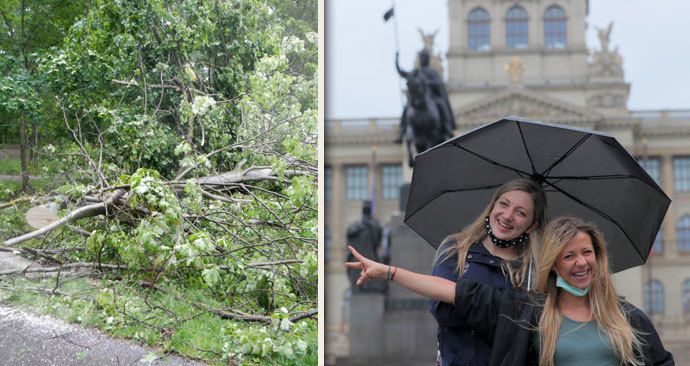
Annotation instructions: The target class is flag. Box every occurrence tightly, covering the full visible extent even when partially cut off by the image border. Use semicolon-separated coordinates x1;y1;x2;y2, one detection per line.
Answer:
383;7;394;22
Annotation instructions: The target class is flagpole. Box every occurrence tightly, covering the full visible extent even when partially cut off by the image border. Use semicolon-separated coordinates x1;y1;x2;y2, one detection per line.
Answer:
391;0;400;55
386;0;405;110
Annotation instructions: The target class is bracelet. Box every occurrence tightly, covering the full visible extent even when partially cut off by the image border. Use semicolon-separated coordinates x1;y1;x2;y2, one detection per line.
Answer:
390;266;398;281
387;265;392;280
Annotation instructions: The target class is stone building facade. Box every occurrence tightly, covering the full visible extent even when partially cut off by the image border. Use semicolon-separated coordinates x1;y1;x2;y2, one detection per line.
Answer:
325;0;690;364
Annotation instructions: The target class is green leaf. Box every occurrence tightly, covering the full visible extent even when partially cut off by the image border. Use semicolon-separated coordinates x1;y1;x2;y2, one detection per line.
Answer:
139;352;160;364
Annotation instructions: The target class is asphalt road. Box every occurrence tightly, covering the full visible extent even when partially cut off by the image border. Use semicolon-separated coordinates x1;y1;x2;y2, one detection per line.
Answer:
0;305;208;365
0;252;208;365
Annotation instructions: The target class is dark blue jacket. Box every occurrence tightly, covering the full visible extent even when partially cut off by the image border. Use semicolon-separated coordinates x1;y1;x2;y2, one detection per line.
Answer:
429;239;511;366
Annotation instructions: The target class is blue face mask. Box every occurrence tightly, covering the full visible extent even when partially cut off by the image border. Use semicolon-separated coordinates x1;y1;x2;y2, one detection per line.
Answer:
555;273;590;297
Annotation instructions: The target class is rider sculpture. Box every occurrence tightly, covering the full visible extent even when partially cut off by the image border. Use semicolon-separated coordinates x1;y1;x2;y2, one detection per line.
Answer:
396;49;455;167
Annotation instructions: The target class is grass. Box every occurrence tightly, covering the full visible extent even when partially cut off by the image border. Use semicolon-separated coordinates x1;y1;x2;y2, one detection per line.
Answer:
0;157;52;199
0;158;21;175
0;276;317;365
0;157;49;176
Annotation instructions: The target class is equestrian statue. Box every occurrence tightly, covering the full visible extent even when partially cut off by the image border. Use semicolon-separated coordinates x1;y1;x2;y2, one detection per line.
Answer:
396;49;455;167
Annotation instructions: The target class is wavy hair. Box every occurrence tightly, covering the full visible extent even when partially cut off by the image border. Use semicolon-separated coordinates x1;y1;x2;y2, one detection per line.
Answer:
534;216;643;366
435;178;548;288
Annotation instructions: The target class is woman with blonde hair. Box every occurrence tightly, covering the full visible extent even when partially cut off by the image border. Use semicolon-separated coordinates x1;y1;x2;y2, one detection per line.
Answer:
430;178;548;365
347;216;674;365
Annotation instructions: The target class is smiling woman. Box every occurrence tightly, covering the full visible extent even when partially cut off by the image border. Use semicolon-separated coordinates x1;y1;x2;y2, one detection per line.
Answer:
552;231;596;296
346;216;675;365
429;178;547;366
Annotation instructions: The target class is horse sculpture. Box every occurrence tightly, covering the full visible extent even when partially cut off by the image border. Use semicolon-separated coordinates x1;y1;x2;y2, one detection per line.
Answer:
402;73;448;167
396;50;455;167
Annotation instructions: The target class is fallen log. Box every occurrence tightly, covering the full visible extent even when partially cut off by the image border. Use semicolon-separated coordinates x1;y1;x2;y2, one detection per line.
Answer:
3;189;125;247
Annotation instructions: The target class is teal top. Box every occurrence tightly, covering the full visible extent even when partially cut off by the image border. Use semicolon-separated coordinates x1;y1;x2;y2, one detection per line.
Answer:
532;316;620;366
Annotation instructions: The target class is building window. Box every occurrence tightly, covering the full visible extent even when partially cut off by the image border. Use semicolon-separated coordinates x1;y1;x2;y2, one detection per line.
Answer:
683;279;690;314
506;5;528;49
673;156;690;192
652;230;663;254
325;166;333;201
381;164;402;200
544;5;566;49
638;157;661;185
345;165;368;201
644;279;664;315
677;215;690;252
468;8;491;51
324;226;332;263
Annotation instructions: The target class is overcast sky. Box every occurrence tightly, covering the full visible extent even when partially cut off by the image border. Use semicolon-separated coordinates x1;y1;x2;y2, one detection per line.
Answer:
325;0;690;119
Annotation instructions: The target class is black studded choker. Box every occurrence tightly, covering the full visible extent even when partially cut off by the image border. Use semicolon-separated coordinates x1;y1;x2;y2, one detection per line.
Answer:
484;216;529;248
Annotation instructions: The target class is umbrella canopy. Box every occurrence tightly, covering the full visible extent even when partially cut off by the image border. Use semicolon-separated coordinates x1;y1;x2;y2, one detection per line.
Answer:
404;116;671;273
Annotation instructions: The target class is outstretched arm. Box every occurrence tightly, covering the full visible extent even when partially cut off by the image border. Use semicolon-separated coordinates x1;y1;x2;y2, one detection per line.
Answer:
395;52;408;78
345;245;456;303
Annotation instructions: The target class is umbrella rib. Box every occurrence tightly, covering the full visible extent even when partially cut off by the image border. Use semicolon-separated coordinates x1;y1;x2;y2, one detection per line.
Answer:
547;174;669;199
516;121;537;175
543;181;645;262
452;144;532;176
541;134;592;177
546;174;637;180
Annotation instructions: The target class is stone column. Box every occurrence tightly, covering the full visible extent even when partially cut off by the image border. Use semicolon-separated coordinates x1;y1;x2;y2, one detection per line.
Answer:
661;155;677;257
331;163;345;262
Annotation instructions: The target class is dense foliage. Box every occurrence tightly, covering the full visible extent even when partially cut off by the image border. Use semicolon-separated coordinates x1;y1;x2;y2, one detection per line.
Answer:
0;0;317;364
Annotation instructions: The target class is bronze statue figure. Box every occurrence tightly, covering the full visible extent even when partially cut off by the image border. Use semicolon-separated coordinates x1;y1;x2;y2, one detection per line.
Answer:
346;201;385;292
396;49;455;167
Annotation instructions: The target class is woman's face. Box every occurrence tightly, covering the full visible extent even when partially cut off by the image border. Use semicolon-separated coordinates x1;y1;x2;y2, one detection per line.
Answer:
488;190;537;240
553;230;596;289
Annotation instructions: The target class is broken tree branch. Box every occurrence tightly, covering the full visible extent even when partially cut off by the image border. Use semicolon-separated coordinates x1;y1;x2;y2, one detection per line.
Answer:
0;262;128;276
3;189;126;247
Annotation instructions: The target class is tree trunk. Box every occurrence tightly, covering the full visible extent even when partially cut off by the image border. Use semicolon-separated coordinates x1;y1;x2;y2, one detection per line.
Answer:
29;122;38;161
19;113;31;191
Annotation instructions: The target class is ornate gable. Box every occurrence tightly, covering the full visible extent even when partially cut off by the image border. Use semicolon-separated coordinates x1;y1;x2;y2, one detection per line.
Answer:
455;88;604;129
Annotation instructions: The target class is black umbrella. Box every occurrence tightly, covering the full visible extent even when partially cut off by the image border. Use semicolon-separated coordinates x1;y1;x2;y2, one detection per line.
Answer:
404;116;670;273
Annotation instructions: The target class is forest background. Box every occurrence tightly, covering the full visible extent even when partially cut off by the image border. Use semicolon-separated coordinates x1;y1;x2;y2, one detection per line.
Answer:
0;0;318;365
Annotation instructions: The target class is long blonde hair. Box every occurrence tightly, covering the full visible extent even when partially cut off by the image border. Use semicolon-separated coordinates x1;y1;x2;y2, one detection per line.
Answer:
535;216;643;366
435;178;548;288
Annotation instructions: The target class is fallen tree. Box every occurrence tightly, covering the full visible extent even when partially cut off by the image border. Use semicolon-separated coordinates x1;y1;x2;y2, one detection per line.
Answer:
0;0;318;362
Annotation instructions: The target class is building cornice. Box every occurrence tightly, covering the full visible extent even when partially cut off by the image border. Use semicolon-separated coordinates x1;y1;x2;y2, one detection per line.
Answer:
453;87;604;128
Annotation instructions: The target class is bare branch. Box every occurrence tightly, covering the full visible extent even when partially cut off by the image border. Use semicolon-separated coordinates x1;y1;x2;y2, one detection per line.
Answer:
240;259;302;268
0;262;128;276
3;190;126;247
0;196;34;209
112;79;182;91
196;167;308;186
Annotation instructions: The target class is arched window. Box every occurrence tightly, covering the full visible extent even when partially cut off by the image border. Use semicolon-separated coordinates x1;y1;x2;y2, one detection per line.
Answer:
644;280;664;315
677;215;690;252
683;279;690;314
468;8;491;51
544;5;566;49
506;5;528;49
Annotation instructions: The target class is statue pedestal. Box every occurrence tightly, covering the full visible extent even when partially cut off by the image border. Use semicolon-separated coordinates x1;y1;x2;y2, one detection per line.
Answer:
348;292;385;356
337;212;437;365
382;212;437;357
